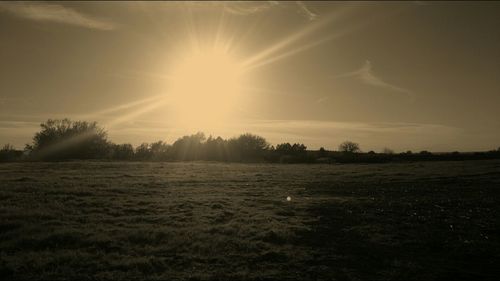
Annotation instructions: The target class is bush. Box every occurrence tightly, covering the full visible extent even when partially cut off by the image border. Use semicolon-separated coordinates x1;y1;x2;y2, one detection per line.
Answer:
227;133;270;162
318;147;328;157
0;144;23;162
274;142;309;163
111;144;134;160
170;132;206;161
29;119;111;160
204;136;228;161
150;141;171;161
135;143;152;160
13;117;500;163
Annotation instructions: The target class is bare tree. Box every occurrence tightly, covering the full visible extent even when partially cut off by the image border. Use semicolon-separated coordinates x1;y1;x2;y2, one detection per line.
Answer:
338;141;360;153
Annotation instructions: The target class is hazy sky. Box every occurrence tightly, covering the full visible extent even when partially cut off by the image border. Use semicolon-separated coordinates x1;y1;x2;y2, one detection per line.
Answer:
1;1;500;152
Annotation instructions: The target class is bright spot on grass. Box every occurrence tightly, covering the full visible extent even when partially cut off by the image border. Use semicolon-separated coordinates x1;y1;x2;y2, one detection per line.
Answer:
287;196;291;202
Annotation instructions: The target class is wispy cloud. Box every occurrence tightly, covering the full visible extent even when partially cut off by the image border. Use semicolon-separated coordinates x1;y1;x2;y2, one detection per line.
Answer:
223;1;318;21
295;1;318;21
223;1;277;16
335;60;415;100
0;2;116;30
245;119;457;135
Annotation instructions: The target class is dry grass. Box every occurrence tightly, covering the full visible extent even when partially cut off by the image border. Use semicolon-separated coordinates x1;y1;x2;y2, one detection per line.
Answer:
0;160;499;280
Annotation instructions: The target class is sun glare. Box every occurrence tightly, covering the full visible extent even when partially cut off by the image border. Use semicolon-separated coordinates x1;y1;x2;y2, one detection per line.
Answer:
167;48;244;129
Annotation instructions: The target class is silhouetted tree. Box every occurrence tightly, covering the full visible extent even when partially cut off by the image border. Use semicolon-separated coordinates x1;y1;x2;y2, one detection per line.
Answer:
204;136;228;161
0;144;23;162
274;142;308;162
1;144;14;151
318;147;328;157
228;133;270;161
17;117;500;163
24;144;33;154
339;141;360;153
135;143;152;160
150;141;171;160
276;143;307;155
171;132;206;161
30;119;110;160
275;143;292;154
111;143;134;160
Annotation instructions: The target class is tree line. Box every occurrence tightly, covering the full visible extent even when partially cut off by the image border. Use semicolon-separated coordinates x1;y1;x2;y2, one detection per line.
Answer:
1;118;500;163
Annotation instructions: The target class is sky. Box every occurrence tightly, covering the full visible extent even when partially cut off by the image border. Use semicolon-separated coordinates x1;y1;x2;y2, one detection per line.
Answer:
1;1;500;152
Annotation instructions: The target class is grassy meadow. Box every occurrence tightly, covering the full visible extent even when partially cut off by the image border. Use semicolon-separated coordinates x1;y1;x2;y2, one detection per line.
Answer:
0;160;499;280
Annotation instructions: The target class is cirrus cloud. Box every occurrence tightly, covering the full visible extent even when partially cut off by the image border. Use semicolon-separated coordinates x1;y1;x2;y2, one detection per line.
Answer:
0;2;116;30
335;60;415;101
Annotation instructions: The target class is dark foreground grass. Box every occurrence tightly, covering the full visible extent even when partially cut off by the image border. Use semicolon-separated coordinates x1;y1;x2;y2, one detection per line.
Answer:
0;160;499;280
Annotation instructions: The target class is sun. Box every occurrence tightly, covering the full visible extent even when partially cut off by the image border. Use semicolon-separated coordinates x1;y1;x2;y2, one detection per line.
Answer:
167;48;244;129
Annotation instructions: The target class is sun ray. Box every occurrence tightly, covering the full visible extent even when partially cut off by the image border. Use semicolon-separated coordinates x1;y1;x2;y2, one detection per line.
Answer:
240;6;353;69
241;5;411;72
32;130;103;159
93;3;411;135
184;2;201;54
79;95;165;121
104;98;169;129
213;4;227;51
242;24;359;72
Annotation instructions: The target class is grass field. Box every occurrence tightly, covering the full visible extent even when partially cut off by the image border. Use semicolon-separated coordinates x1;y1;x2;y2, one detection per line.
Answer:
1;160;499;280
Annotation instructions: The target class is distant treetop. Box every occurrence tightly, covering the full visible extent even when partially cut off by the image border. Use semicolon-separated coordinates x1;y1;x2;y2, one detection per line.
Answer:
339;141;360;153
